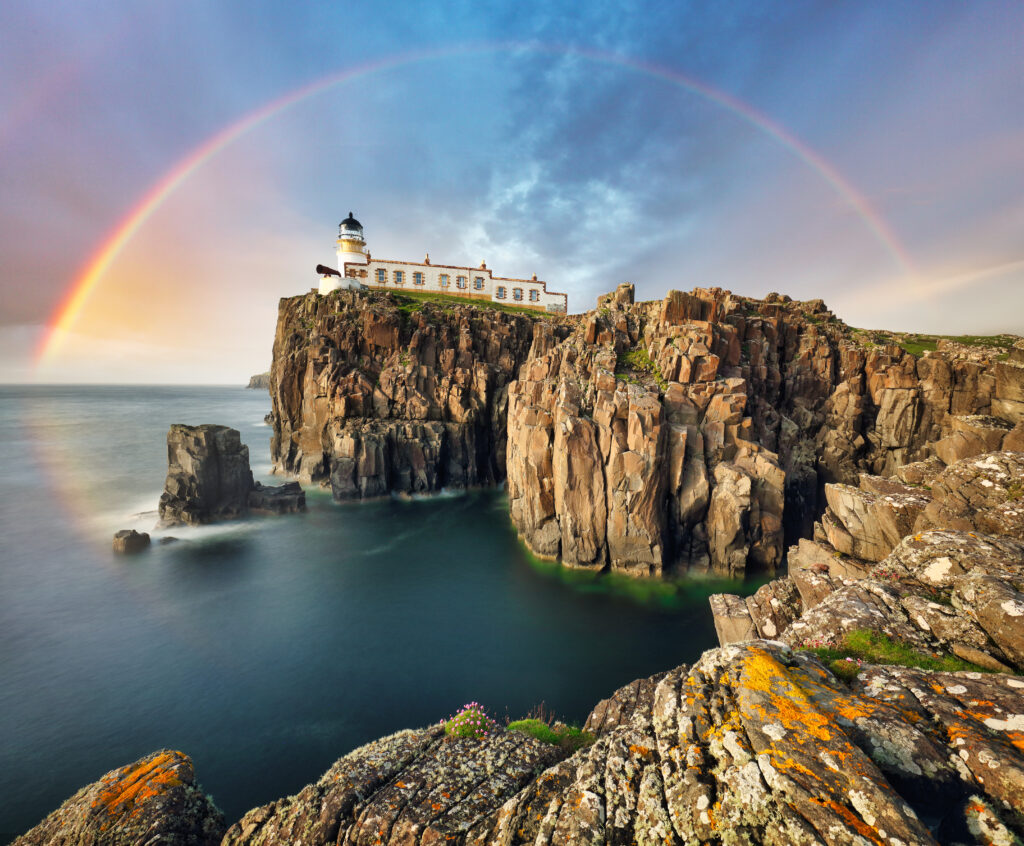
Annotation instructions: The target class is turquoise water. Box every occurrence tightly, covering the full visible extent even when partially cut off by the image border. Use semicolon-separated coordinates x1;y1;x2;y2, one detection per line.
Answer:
0;386;736;838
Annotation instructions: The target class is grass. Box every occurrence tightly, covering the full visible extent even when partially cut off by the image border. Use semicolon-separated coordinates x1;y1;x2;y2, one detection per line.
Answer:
385;289;556;318
507;718;595;752
846;326;1019;358
800;629;995;680
1008;481;1023;502
615;347;668;391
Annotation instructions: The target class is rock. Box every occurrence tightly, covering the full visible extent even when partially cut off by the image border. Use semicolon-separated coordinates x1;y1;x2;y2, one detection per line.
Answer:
485;642;1024;844
596;282;634;310
1004;421;1024;452
917;450;1024;540
158;424;254;527
895;455;945;487
822;482;929;562
222;727;565;846
112;529;149;554
248;481;305;514
12;749;224;846
709;592;757;645
269;285;1017;581
584;670;668;736
246;371;270;390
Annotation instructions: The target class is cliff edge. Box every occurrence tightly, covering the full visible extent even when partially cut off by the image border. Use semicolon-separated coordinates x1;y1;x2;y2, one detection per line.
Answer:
269;284;1020;579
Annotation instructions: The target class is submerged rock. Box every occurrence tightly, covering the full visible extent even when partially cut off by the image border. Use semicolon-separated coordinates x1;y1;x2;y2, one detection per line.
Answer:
112;528;149;554
12;749;224;846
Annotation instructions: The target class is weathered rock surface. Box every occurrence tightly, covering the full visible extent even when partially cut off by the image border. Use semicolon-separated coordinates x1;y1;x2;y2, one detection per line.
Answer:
918;450;1024;540
22;640;1024;846
216;642;1024;845
269;290;559;501
13;750;224;846
112;529;150;555
269;286;1018;580
159;425;254;527
158;425;305;526
247;481;305;514
222;727;565;846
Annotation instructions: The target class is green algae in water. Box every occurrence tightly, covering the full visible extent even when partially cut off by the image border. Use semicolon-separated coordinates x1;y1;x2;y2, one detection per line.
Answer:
520;545;770;610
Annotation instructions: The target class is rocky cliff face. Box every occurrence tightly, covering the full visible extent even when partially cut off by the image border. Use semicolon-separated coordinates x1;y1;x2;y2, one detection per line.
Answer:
268;290;570;499
269;286;1019;580
506;285;1016;577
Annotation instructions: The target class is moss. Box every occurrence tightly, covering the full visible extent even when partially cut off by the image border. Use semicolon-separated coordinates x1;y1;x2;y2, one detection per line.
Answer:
507;718;595;752
800;629;997;676
1007;481;1022;502
615;347;668;391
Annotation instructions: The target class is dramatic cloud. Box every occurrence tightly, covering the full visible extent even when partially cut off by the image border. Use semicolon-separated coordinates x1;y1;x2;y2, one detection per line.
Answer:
1;0;1021;382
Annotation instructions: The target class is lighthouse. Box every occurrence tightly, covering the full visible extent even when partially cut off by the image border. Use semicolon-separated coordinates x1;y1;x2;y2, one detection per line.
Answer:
314;211;567;312
335;212;368;268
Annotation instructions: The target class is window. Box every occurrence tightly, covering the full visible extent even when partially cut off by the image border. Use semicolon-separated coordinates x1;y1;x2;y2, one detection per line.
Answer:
529;289;539;302
456;276;467;289
394;270;403;285
496;286;506;299
440;274;449;287
413;272;424;285
513;288;523;301
474;277;484;290
376;268;386;283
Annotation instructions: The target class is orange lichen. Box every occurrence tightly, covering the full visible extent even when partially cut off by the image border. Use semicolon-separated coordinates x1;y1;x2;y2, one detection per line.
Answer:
806;795;884;844
737;648;834;742
90;752;183;820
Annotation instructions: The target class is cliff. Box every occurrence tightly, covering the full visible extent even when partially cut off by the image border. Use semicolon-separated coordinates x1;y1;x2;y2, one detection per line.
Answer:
268;289;572;496
246;372;270;390
269;284;1021;579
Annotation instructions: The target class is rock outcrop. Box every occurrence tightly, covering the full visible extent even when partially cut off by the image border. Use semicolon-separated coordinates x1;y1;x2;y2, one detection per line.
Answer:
267;287;1018;580
30;643;1024;846
12;750;225;846
112;529;150;554
268;290;563;500
246;372;270;390
159;424;305;527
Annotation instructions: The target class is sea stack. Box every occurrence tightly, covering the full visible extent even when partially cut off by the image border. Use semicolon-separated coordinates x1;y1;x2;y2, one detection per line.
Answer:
158;424;254;527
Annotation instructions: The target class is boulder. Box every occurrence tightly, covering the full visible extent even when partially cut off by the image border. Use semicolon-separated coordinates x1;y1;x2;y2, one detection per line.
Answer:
709;592;757;645
112;529;149;555
12;750;224;846
158;425;254;527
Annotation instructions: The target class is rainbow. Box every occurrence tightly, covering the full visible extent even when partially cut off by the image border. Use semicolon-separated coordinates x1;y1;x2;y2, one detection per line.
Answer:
37;42;915;365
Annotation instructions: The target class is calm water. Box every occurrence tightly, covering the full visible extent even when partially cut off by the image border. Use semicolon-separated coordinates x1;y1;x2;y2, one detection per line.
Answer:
0;386;737;838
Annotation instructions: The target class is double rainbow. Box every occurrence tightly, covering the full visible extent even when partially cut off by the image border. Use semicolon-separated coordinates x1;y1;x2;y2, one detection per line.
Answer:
36;42;915;365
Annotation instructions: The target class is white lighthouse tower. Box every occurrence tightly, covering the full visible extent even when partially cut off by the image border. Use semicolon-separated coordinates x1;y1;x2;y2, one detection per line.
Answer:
336;212;368;269
318;213;369;294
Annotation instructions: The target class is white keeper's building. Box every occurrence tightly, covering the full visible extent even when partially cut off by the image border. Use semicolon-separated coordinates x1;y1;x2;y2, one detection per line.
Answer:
316;213;567;313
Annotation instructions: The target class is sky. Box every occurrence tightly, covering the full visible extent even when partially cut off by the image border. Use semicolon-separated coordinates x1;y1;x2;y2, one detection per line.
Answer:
1;0;1022;383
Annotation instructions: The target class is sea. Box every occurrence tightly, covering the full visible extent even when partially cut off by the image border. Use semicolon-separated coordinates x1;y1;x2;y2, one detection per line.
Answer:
0;385;746;838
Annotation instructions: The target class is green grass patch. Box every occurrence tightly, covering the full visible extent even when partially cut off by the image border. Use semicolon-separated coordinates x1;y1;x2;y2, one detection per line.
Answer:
507;719;595;752
615;347;668;391
385;289;554;318
800;629;995;679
